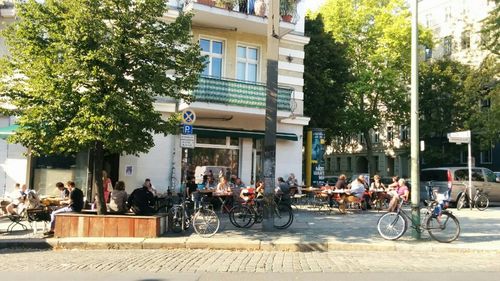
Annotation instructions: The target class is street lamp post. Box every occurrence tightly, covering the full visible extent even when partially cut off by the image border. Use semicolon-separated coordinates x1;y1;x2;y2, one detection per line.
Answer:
262;0;280;231
410;0;421;239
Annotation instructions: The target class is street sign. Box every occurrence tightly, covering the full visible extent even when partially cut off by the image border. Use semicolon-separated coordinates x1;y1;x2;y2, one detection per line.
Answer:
182;124;193;135
182;109;196;125
447;130;471;144
180;134;195;148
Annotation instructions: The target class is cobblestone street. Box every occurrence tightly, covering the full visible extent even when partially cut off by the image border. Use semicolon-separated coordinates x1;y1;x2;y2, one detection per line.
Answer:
1;248;499;273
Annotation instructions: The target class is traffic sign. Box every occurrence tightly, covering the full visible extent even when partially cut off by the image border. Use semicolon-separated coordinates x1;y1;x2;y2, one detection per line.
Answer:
182;124;193;135
447;130;471;144
182;109;196;125
180;134;196;148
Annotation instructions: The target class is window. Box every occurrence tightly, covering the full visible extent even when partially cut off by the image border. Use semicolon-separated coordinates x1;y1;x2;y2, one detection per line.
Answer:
359;133;365;144
485;169;496;183
236;45;258;82
373;130;380;143
347;157;352;171
444;6;452;22
461;30;470;49
200;38;223;78
336;157;341;171
443;36;452;56
424;46;432;61
480;149;492;164
387;126;393;141
400;125;409;141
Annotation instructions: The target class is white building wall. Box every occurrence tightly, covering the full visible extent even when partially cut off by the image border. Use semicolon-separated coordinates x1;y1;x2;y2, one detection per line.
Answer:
240;138;253;185
0;117;28;196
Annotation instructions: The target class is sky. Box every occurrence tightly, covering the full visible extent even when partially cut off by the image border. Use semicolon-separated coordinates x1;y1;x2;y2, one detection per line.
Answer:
301;0;326;13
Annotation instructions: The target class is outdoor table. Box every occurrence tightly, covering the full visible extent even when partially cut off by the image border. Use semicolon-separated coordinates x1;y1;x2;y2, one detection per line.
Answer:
213;192;233;213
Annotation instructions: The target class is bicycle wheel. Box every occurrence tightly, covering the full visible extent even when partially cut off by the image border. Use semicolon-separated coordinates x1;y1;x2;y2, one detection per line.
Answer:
456;193;467;210
475;194;489;211
426;211;460;243
273;203;294;229
229;205;254;228
192;208;220;237
377;212;407;240
168;206;184;233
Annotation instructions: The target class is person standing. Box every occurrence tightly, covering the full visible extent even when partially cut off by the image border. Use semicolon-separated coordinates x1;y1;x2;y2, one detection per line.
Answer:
44;181;84;237
102;170;113;203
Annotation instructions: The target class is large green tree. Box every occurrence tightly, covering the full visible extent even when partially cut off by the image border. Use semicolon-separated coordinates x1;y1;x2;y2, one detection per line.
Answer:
418;60;473;166
304;14;351;142
315;0;432;174
0;0;204;214
480;0;499;55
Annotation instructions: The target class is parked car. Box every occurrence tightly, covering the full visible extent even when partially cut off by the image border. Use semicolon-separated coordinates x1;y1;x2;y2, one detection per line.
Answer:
420;167;500;206
494;172;500;183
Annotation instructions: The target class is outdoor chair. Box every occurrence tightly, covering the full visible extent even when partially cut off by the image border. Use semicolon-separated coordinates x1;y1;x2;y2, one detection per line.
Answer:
6;206;29;232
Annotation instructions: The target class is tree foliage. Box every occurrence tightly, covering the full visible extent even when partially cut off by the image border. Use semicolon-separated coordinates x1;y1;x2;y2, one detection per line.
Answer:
0;0;204;156
313;0;432;174
480;0;499;55
0;0;204;214
304;14;351;142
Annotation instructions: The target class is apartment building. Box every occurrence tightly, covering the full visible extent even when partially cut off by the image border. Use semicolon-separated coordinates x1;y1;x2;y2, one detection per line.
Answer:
324;0;497;178
0;0;310;196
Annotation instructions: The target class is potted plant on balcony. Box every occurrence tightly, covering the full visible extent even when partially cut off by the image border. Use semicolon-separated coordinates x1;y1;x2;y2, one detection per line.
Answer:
216;0;237;10
280;0;299;22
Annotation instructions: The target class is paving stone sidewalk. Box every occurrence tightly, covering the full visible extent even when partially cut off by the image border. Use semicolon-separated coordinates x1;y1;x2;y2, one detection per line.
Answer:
1;206;499;252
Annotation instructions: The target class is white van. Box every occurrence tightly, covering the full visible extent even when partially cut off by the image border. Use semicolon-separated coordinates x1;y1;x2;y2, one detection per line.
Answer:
194;166;229;184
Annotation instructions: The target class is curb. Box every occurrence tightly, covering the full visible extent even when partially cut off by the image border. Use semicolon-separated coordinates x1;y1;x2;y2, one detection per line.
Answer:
1;237;499;253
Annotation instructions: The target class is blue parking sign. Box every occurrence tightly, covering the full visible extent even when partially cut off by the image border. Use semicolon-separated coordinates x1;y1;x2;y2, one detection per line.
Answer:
183;124;193;135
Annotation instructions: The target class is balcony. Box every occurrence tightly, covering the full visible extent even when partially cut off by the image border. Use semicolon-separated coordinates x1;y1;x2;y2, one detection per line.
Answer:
181;0;295;37
192;76;293;111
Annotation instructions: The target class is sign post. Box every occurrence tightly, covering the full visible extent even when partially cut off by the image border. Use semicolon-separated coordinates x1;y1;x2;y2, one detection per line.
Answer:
181;110;196;189
448;130;472;208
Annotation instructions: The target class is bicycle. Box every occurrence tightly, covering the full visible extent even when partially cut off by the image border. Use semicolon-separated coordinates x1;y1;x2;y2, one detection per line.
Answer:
168;195;220;237
456;184;489;211
376;195;460;243
229;195;294;229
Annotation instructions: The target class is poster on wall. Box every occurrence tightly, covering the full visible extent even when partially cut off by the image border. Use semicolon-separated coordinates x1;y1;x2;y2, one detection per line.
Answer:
125;165;133;177
311;128;325;187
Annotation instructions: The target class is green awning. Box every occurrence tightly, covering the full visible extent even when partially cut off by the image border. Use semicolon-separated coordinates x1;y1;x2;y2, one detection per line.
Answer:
193;126;298;141
0;124;19;140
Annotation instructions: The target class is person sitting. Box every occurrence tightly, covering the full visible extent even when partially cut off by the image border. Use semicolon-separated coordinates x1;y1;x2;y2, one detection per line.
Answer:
108;181;128;214
387;176;399;191
388;179;409;212
44;181;84;236
127;183;156;215
335;174;348;190
215;176;231;194
369;175;387;206
240;185;255;203
59;182;70;200
255;180;264;199
287;173;298;187
143;178;157;196
6;184;28;215
338;175;366;213
275;177;291;205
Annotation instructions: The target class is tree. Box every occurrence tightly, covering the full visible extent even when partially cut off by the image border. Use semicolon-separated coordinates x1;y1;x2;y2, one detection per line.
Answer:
0;0;205;214
418;60;473;166
315;0;432;175
304;14;351;142
480;0;499;55
464;56;500;150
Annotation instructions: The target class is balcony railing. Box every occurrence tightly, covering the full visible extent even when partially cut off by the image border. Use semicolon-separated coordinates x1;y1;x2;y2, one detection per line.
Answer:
193;76;293;111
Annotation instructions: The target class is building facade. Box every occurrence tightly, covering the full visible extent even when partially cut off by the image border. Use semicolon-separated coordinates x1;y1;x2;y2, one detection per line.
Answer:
0;0;310;197
324;0;497;179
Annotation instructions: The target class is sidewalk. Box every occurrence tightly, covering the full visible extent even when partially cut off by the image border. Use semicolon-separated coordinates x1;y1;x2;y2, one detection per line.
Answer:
1;207;499;252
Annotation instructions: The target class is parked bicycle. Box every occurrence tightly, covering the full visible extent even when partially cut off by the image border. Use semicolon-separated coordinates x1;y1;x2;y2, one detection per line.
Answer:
456;183;489;211
376;191;460;243
168;195;220;237
229;195;293;229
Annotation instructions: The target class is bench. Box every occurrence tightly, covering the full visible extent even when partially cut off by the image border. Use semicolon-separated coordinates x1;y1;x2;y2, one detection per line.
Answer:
54;212;167;238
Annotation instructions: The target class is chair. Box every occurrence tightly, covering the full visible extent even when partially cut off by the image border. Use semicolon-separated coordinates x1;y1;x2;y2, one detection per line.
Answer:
6;205;29;232
27;207;51;234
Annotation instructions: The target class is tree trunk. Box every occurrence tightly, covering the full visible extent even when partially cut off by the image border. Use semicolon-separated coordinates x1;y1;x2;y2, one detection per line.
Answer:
93;141;107;215
363;130;376;176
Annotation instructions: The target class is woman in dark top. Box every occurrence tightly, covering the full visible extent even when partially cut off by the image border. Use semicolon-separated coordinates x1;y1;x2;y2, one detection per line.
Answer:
335;174;348;190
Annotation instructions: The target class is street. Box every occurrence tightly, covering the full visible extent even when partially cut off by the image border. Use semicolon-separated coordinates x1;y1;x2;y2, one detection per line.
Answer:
1;248;499;274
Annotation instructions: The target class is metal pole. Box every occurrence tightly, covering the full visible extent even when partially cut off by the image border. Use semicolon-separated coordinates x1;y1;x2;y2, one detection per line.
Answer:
262;0;280;231
468;138;472;209
305;130;312;187
410;0;421;239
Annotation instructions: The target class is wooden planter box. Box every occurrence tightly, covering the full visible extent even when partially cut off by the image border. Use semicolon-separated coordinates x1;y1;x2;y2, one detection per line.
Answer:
54;212;166;238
